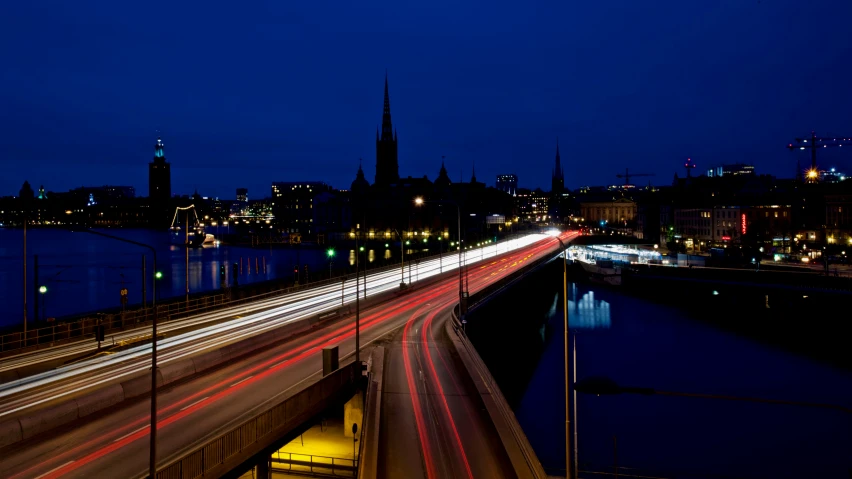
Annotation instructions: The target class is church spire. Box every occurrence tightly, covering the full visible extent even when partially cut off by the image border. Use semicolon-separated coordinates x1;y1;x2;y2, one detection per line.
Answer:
471;161;477;183
375;72;400;186
381;72;393;140
551;138;564;194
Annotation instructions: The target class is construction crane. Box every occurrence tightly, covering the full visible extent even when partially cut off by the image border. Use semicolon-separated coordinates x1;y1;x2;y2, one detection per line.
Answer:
683;158;697;178
787;131;852;182
615;168;655;187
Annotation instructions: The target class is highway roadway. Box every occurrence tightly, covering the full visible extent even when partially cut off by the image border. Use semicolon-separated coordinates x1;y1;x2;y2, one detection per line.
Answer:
0;233;564;479
378;231;576;479
0;235;542;421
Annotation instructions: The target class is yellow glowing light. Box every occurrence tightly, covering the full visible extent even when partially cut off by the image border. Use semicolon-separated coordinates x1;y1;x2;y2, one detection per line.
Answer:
807;169;818;179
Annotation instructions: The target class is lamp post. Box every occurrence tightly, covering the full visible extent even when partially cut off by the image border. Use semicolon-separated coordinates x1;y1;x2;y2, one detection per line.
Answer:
327;248;335;278
551;233;574;479
574;376;852;414
413;197;465;318
73;228;159;478
39;285;47;321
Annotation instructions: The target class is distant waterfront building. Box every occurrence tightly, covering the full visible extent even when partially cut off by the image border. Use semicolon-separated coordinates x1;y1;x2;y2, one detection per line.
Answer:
822;167;847;183
706;163;755;178
375;74;400;187
236;188;248;202
515;188;550;223
580;197;637;226
496;174;517;196
148;137;171;200
271;181;333;238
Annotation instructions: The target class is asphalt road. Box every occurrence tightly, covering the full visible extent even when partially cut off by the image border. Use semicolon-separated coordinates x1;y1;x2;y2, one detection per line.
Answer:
378;234;573;479
0;233;563;479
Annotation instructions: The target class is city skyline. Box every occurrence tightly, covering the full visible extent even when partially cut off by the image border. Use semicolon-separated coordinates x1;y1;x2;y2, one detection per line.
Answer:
3;1;852;198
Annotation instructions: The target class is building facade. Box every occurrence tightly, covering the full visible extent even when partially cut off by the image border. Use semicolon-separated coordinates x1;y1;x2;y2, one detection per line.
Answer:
496;174;517;196
580;197;637;226
148;137;171;200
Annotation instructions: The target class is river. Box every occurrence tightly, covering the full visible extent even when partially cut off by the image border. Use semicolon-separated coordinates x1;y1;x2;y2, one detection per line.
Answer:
0;228;393;328
467;261;852;478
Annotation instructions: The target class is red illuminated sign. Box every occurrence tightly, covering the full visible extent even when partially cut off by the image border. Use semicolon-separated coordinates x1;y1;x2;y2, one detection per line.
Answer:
721;236;731;241
741;213;747;235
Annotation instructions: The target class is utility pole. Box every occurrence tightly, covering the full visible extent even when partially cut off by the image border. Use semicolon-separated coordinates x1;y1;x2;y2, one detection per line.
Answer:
355;223;360;365
23;218;27;340
33;255;38;324
142;254;147;310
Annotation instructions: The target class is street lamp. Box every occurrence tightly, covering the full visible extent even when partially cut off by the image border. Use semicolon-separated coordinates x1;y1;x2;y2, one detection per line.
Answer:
574;376;851;414
414;197;466;322
39;285;47;321
72;228;159;479
548;231;574;479
326;248;335;277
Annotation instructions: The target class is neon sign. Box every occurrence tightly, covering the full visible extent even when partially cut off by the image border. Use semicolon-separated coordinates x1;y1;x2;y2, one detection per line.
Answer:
721;235;731;241
741;213;747;235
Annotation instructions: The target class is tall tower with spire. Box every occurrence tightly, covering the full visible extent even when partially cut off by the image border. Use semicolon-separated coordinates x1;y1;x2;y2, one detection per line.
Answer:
375;73;400;186
148;136;171;201
551;139;564;194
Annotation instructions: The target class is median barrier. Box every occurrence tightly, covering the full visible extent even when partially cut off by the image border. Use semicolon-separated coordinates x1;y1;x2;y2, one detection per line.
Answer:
0;419;22;448
158;360;198;386
76;384;125;418
19;398;79;441
120;372;162;400
190;349;225;374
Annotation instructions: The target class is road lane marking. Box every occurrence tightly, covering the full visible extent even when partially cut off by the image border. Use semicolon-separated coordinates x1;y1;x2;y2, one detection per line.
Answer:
180;396;209;411
230;376;253;388
34;461;75;479
113;425;148;443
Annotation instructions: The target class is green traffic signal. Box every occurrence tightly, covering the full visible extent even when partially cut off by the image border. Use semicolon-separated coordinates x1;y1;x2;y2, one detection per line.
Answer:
39;285;47;294
155;271;163;279
326;248;335;258
359;246;365;251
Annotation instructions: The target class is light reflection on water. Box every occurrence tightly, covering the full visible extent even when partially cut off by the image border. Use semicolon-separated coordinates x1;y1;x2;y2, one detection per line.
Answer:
569;285;611;330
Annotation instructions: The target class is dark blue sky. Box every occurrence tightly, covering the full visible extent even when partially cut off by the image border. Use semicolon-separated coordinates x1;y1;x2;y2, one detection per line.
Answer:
2;0;851;199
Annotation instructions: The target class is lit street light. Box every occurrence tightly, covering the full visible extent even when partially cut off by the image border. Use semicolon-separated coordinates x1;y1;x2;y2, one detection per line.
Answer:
326;248;335;277
39;285;47;321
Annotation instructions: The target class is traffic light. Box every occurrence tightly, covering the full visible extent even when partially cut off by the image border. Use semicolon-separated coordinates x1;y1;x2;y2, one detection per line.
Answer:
155;271;163;280
219;264;227;288
304;264;309;279
95;325;105;342
232;263;239;286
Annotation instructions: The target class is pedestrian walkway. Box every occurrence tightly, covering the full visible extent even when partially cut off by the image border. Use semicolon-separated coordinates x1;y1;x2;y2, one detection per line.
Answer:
238;418;359;478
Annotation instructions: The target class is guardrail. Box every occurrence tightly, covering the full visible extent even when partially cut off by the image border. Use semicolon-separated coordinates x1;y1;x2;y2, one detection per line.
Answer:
271;451;356;477
155;362;360;479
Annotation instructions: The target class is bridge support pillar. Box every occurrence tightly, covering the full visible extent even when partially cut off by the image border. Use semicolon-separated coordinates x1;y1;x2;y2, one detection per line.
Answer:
256;456;270;479
344;392;363;439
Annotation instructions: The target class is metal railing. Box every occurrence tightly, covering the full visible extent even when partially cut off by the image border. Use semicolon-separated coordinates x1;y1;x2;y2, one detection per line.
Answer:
155;362;359;479
271;452;357;477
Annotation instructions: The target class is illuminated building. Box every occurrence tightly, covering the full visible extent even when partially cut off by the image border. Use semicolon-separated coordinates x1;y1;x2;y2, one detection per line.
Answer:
496;174;517;196
271;182;333;239
706;163;755;178
148;137;171;200
673;208;712;251
711;206;742;244
580;197;637;225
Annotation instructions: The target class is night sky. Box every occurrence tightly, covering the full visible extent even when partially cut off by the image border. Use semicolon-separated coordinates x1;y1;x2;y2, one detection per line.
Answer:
2;0;851;199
